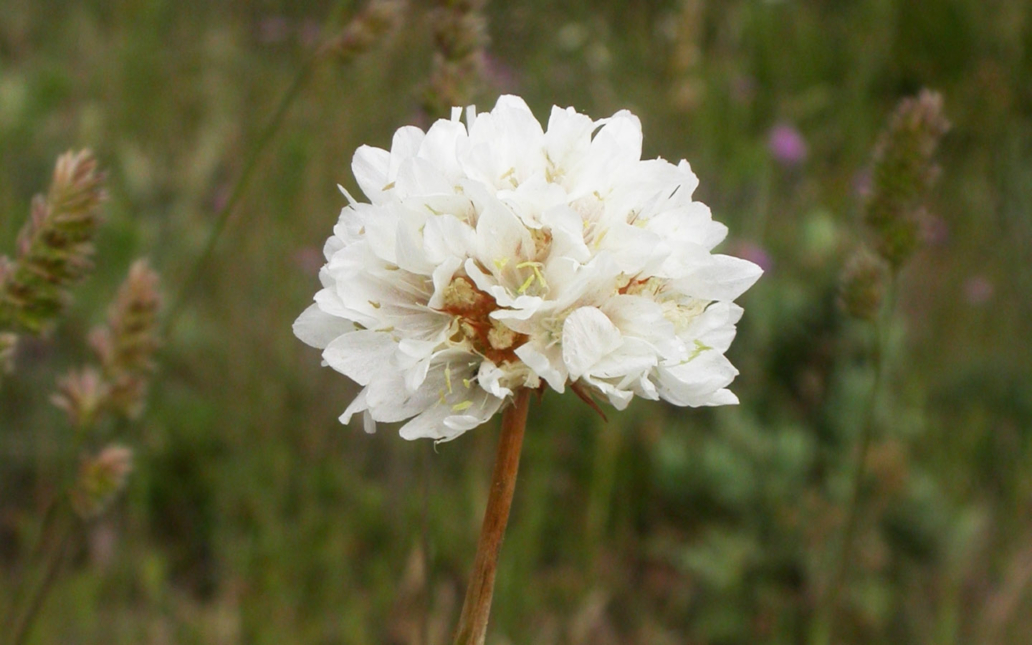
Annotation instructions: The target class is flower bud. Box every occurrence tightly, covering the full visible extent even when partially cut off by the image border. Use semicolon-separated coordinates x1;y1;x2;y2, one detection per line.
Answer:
90;260;162;418
0;150;106;334
71;444;133;519
421;0;487;119
319;0;404;62
51;368;110;431
864;90;949;268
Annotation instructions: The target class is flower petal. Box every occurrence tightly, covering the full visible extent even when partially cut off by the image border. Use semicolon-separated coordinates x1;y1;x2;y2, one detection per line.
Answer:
293;304;355;349
352;145;390;203
562;307;623;380
674;255;763;301
323;331;395;385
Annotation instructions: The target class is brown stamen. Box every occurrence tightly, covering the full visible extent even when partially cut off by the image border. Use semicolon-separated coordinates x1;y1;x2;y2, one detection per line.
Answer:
437;276;528;364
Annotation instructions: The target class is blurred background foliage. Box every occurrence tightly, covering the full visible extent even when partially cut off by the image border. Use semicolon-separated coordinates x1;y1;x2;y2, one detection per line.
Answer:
2;0;1032;643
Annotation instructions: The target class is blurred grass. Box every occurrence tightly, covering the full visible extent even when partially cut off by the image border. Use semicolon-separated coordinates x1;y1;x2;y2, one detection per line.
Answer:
2;0;1032;643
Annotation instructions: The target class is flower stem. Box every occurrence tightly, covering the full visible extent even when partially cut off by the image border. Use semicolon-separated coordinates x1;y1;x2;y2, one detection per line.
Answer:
420;443;433;645
453;389;531;645
163;0;361;335
813;274;897;644
164;56;316;335
8;511;76;645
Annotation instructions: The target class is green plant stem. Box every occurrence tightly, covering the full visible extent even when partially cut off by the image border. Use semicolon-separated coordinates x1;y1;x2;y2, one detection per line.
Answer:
164;66;314;334
3;495;61;637
453;389;531;645
813;274;898;644
164;0;355;334
27;495;61;564
8;512;76;645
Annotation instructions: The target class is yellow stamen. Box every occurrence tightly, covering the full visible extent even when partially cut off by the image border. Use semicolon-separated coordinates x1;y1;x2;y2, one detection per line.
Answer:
532;265;547;290
517;274;536;294
515;261;548;293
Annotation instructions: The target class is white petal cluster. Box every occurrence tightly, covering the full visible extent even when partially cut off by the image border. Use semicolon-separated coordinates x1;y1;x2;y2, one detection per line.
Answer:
295;96;762;441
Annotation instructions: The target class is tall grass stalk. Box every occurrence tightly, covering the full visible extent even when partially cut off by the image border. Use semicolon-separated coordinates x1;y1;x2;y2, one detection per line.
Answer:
815;89;946;644
5;504;78;645
165;0;404;333
813;274;898;645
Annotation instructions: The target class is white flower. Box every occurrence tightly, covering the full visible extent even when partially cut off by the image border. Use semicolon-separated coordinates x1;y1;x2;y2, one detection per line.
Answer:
295;96;762;441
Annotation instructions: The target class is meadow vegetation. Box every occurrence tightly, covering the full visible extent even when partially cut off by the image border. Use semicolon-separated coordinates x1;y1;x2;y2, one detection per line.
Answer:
2;1;1031;643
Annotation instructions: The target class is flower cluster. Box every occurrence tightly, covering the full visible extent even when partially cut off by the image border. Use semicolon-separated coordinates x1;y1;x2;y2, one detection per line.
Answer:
89;260;162;418
52;260;162;428
70;444;134;519
0;150;106;335
422;0;488;119
295;96;761;441
839;89;948;322
864;90;949;268
319;0;405;63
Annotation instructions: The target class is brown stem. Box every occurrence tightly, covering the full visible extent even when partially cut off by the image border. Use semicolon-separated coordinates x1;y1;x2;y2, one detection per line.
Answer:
453;389;531;645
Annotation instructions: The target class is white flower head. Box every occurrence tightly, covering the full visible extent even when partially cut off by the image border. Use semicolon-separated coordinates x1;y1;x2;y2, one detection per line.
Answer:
295;96;762;441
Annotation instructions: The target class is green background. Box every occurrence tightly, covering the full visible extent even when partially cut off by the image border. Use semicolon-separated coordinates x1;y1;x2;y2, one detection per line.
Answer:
2;0;1031;643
